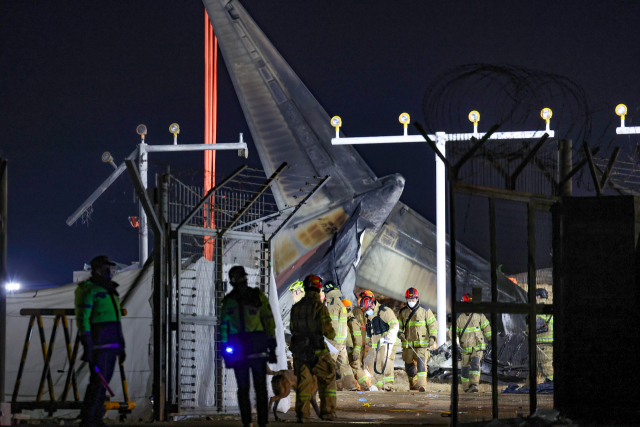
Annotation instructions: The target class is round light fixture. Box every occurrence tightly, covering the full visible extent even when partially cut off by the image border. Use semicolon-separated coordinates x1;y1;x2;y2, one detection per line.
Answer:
136;124;147;136
331;116;342;129
541;108;553;122
169;123;180;135
616;104;627;117
399;113;410;125
468;110;480;124
101;152;113;163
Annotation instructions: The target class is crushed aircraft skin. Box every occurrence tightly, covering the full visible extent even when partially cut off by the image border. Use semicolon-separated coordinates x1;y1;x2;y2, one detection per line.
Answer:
204;0;530;375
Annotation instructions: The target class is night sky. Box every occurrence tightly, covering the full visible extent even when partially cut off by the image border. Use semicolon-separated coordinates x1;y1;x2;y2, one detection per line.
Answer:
1;1;639;287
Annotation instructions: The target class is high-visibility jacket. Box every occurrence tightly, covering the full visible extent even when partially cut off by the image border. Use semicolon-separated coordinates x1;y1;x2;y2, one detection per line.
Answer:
456;313;491;354
220;285;275;355
398;305;438;349
346;311;364;355
367;304;399;351
536;314;553;344
325;289;348;344
291;291;336;353
75;277;125;349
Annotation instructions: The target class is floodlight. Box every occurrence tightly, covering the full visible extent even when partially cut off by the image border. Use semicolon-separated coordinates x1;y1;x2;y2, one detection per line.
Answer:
540;108;553;123
331;116;342;130
101;152;114;163
6;282;20;291
616;104;627;118
136;124;147;138
468;111;480;124
399;113;410;127
169;123;180;136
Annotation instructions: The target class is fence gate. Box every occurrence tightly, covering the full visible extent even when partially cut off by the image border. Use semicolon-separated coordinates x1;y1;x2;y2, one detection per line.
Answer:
163;166;283;416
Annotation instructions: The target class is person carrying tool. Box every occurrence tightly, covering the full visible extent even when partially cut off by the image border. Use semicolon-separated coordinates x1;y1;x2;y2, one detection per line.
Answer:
220;266;276;427
323;281;356;390
456;293;492;393
75;255;126;427
343;299;369;390
289;280;305;304
398;287;438;392
360;294;399;391
535;288;553;383
290;274;338;422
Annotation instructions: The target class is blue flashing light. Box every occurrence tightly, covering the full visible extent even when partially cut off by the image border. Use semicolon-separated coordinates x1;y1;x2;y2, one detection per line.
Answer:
225;347;234;354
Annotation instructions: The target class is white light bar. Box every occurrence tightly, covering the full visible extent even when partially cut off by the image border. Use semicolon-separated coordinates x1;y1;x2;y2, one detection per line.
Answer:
332;130;554;145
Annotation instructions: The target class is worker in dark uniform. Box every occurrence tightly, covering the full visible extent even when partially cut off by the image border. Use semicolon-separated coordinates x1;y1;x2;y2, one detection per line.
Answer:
220;265;276;427
290;274;337;422
75;255;125;427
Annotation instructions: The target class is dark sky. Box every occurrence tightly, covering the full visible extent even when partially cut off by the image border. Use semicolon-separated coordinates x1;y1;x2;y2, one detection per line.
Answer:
1;0;639;286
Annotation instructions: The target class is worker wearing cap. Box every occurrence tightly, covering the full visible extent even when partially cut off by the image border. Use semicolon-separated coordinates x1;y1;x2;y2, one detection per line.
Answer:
360;294;399;392
323;281;356;390
535;288;553;383
220;265;276;427
290;274;337;422
398;287;438;392
343;299;368;390
75;255;126;427
456;293;491;393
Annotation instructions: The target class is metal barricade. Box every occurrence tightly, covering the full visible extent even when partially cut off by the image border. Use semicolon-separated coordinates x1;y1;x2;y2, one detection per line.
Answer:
11;308;135;419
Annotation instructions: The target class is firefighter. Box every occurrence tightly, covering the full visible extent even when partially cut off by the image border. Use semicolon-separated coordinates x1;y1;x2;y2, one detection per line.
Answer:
456;293;491;393
536;288;553;383
360;294;399;391
323;281;356;389
398;287;438;392
343;299;369;390
75;255;126;427
289;280;305;304
290;274;338;422
353;290;374;365
220;266;276;427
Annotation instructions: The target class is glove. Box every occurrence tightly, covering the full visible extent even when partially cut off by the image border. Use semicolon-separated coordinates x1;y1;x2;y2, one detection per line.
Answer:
119;351;126;364
267;338;277;364
352;352;360;361
398;332;406;341
79;332;93;363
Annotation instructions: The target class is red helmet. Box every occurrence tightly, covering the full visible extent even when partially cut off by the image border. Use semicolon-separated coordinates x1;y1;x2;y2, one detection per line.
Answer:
461;293;472;302
405;287;419;299
359;290;374;298
303;274;323;291
359;295;375;311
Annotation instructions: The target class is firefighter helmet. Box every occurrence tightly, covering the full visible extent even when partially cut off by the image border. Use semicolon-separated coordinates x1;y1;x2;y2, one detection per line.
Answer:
405;287;419;299
536;288;549;299
288;280;304;292
461;293;472;302
342;299;352;310
323;281;339;294
303;274;323;291
359;295;375;311
359;289;374;298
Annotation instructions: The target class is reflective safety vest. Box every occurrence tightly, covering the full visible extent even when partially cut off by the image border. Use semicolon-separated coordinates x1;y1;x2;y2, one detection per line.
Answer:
325;289;349;345
398;305;438;349
220;286;276;355
536;314;553;344
456;313;491;354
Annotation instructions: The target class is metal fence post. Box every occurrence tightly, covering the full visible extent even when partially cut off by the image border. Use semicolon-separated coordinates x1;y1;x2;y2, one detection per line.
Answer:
0;158;6;405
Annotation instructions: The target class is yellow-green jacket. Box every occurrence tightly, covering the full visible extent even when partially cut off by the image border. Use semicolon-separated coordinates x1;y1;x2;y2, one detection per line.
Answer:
74;278;124;349
220;286;275;355
325;289;348;345
398;305;438;349
536;314;553;344
456;313;491;354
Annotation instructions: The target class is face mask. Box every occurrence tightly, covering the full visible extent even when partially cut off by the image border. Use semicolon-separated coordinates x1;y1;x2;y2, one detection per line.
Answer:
408;301;417;308
366;309;374;316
